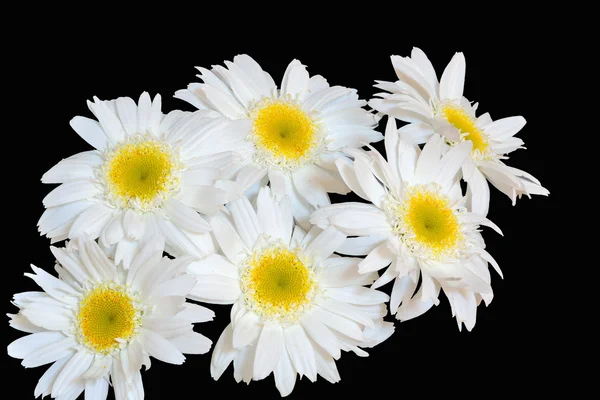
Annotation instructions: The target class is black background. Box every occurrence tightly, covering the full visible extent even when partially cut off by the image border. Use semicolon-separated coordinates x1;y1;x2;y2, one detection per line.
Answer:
6;25;566;399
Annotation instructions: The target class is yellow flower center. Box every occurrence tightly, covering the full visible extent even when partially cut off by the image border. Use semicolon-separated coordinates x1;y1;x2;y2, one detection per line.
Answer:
76;284;140;354
105;138;179;210
251;100;319;168
442;105;489;155
387;184;465;261
242;246;316;321
406;191;460;252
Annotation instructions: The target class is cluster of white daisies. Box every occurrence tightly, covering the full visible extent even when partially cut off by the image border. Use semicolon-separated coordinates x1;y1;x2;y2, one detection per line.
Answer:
8;49;548;399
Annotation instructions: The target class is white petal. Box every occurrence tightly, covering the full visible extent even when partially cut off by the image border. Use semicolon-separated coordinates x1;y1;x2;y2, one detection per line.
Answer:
43;180;100;208
7;313;46;333
50;246;89;284
336;236;386;256
463;161;490;216
230;196;261;248
151;274;197;298
410;47;440;96
38;201;93;237
310;203;391;236
188;275;241;304
398;121;435;145
22;336;77;368
210;213;248;264
171;331;212;354
254;324;284;380
99;215;124;247
233;311;262;348
51;350;93;398
414;134;444;184
115;96;138;135
313;308;363;341
126;235;164;285
83;355;112;380
25;264;79;300
122;209;145;240
210;324;237;380
144;318;191;340
274;339;296;397
141;328;185;365
300;313;341;359
354;158;386;209
164;198;210;233
484;116;526;140
231;344;254;384
374;264;400;291
155;218;205;258
269;169;314;230
8;331;66;360
34;356;71;398
357;242;394;274
69;116;108;151
334;157;368;200
21;306;71;332
178;185;226;215
391;55;437;102
87;97;125;144
314;345;340;384
256;186;294;244
176;303;215;323
200;85;246;119
281;59;309;98
326;286;389;305
42;151;102;184
397;289;435;322
292;165;348;208
78;237;117;282
120;339;143;378
439;52;466;101
84;377;109;400
304;226;346;262
434;140;472;192
316;297;373;328
187;254;238;279
68;202;113;239
319;257;377;288
284;324;317;382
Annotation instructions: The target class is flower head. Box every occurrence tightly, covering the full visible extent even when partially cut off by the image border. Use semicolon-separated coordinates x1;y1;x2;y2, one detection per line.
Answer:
312;118;503;330
8;236;213;400
39;92;247;265
187;187;393;396
175;55;383;228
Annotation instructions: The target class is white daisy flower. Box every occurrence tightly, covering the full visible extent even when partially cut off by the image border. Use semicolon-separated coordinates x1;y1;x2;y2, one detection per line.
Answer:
186;187;393;396
175;55;382;228
7;236;213;400
311;118;503;331
39;92;247;266
369;48;548;216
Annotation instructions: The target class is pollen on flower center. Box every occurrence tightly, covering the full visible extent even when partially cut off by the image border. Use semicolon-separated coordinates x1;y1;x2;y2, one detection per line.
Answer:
241;246;316;322
386;184;465;261
76;283;141;354
442;105;489;155
250;100;322;169
104;136;180;210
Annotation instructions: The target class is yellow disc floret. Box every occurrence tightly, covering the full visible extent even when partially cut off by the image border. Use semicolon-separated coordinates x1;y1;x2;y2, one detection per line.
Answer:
442;105;490;157
241;246;317;322
387;184;465;261
250;100;321;169
105;136;179;210
76;283;140;354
